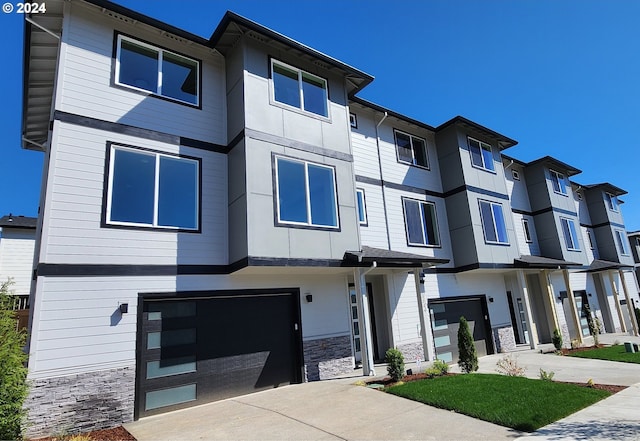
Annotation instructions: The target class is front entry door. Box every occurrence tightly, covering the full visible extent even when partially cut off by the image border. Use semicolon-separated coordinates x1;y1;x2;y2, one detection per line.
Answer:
349;283;377;363
574;290;591;338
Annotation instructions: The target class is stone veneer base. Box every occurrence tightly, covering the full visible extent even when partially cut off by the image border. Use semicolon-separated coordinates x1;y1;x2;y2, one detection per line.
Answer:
303;335;353;381
24;366;135;439
396;341;425;363
493;325;517;353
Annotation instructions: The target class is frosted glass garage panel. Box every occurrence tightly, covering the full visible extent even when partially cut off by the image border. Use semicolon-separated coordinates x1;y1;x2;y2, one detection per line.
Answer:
145;384;196;410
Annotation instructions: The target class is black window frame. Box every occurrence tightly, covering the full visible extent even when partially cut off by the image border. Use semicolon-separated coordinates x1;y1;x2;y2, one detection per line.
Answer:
394;129;430;170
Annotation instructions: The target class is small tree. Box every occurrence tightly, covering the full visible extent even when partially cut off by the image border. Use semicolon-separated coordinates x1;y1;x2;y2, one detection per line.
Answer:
457;316;478;373
0;279;29;441
385;348;405;382
552;328;563;351
584;304;601;346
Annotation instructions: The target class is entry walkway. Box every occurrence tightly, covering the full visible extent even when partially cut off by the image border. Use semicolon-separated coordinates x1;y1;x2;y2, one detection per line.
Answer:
125;336;640;441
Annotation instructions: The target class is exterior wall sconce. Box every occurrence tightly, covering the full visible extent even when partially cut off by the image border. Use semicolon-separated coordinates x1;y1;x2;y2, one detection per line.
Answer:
119;303;129;314
488;297;494;303
305;294;313;303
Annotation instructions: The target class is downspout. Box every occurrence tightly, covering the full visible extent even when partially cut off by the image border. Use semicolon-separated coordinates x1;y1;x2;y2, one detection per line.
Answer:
354;261;377;376
374;112;392;250
503;159;515;170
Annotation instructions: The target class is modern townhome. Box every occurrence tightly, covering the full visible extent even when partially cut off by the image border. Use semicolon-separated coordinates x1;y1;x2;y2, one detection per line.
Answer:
20;0;640;437
0;214;37;329
629;230;640;285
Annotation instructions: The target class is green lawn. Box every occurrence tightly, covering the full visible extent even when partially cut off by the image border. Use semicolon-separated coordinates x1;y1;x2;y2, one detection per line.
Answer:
568;345;640;363
387;374;610;432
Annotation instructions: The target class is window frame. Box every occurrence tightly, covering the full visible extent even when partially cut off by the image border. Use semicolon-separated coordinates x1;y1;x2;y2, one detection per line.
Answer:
394;129;430;170
402;197;441;248
605;192;619;212
349;113;358;129
103;142;201;232
512;170;520;181
550;170;568;196
615;230;630;256
356;188;368;226
270;58;330;119
587;229;595;250
522;218;533;243
114;33;201;108
468;137;495;172
274;155;340;230
478;200;509;245
576;191;583;201
560;217;580;251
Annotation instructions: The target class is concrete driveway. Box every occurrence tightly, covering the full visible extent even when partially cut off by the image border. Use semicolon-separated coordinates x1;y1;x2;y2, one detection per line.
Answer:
125;335;640;441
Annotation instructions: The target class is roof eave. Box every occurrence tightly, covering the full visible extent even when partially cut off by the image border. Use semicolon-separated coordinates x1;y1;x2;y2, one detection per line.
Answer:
435;116;517;150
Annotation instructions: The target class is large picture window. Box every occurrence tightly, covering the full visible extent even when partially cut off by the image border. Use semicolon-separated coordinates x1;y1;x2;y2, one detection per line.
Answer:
271;60;328;117
560;217;580;251
403;198;440;247
479;200;508;244
395;130;428;169
275;157;338;228
116;35;199;106
107;144;199;230
468;137;494;172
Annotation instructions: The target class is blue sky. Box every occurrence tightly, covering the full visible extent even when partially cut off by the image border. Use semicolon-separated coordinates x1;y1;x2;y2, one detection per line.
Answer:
2;1;640;229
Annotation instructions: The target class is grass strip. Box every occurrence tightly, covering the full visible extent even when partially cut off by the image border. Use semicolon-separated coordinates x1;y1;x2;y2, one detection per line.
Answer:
568;345;640;364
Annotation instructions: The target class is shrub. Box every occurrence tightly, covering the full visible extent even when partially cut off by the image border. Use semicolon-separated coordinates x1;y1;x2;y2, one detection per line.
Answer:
385;348;405;382
457;316;478;373
587;378;595;388
539;368;555;381
425;359;449;378
584;304;601;346
552;328;563;350
0;279;29;441
495;354;526;377
571;339;581;350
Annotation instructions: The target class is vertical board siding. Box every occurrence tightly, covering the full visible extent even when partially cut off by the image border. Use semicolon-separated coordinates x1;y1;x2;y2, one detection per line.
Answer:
44;121;228;265
388;272;422;345
59;3;226;144
0;230;36;296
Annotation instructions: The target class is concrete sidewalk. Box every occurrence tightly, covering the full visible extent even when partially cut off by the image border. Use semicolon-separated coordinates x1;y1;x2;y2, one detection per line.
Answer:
125;337;640;441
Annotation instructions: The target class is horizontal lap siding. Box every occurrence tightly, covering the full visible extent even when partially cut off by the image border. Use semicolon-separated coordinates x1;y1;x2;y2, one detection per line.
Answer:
29;274;350;378
351;128;380;179
0;230;36;296
42;122;228;265
60;3;225;144
357;183;388;249
511;212;540;256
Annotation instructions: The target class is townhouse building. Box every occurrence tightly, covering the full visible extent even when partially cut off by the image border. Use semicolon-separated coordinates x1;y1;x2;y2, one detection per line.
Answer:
20;0;639;436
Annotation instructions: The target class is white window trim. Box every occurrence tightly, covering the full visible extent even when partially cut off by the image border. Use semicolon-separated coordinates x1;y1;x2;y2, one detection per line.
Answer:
468;137;495;173
478;200;509;245
402;197;441;247
270;59;330;119
512;170;520;181
560;217;580;251
349;113;358;128
356;188;367;226
606;192;619;212
522;218;533;243
550;170;568;196
106;144;200;231
115;34;200;106
615;230;630;256
394;129;430;169
587;229;595;250
274;156;339;229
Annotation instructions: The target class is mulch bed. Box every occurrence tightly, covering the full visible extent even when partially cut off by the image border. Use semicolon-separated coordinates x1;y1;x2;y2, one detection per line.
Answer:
29;425;136;441
558;344;607;355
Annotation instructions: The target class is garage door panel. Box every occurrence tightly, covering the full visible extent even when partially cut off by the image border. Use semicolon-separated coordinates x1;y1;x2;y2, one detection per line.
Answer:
138;291;302;418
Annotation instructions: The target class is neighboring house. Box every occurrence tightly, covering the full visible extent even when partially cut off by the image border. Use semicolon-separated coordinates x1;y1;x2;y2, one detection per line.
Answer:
628;230;640;299
20;0;640;437
0;214;36;305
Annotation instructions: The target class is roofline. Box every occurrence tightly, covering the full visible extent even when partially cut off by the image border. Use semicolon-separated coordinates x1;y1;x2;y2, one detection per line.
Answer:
83;0;210;45
349;96;436;132
435;116;518;149
500;154;527;166
525;155;582;176
209;11;374;96
583;182;628;196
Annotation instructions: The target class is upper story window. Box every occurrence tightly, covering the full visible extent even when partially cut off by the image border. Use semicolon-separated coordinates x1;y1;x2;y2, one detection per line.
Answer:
615;230;630;256
106;144;200;231
587;230;595;249
605;193;619;212
550;170;568;195
271;59;328;117
350;113;358;128
560;217;580;251
403;198;440;247
115;35;199;106
522;218;533;243
512;170;520;181
356;189;367;225
275;156;338;229
479;200;508;244
468;138;494;172
395;130;429;169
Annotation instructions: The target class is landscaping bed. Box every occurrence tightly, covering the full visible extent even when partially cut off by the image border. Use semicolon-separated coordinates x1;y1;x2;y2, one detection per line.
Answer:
29;425;136;441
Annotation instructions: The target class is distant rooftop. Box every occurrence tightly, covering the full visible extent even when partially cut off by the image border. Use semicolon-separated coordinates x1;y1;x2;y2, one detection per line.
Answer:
0;214;38;229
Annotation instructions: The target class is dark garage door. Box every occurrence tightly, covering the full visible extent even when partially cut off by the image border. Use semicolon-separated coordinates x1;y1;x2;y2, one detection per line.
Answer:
429;296;493;364
137;290;302;418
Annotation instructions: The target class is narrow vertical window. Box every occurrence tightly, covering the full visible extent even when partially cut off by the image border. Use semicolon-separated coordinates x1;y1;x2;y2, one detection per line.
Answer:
615;230;629;255
356;189;367;225
587;230;595;250
522;219;532;243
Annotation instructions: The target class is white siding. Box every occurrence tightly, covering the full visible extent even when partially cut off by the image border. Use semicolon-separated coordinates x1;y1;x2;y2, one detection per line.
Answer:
386;272;422;346
57;2;226;143
581;226;599;261
0;228;36;296
41;121;228;265
28;273;351;378
357;183;388;249
505;163;531;212
350;111;382;180
512;212;540;256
